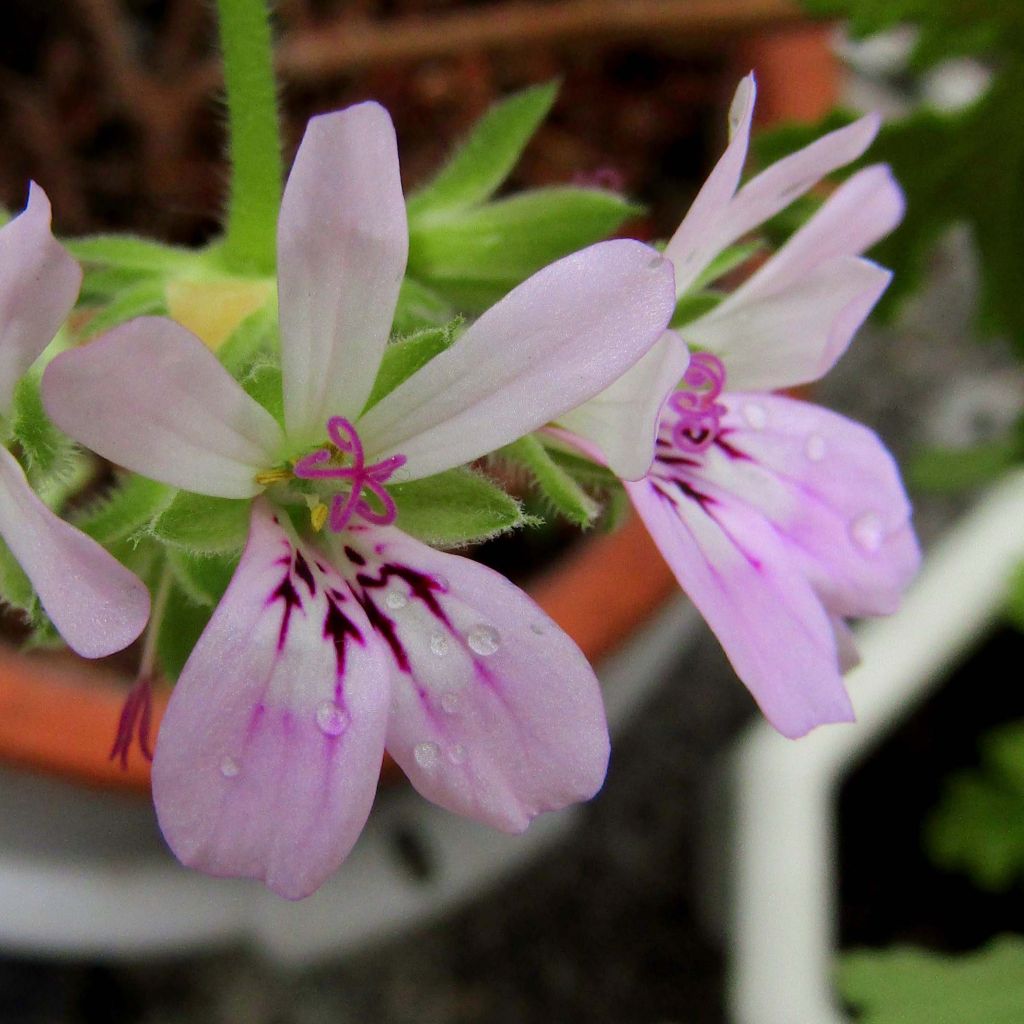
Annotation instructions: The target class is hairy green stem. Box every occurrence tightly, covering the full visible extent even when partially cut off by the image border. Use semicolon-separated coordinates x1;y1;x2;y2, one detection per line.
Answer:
214;0;282;275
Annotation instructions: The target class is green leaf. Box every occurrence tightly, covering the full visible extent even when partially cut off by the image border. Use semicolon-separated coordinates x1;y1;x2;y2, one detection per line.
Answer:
167;549;236;606
1007;561;1024;633
672;290;724;328
74;474;174;546
501;436;600;528
926;718;1024;890
364;323;458;412
408;187;640;312
407;82;558;217
218;302;279;377
152;492;251;555
78;265;155;305
391;468;532;548
80;279;168;338
690;240;764;290
909;441;1022;494
240;361;284;423
10;372;76;482
838;936;1024;1024
64;234;197;271
391;277;455;336
0;536;35;613
157;583;213;680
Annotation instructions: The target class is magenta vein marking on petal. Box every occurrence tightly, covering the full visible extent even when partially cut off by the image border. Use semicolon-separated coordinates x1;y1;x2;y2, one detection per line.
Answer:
269;570;304;651
323;593;364;682
357;564;451;627
343;545;366;566
294;550;317;595
713;430;752;462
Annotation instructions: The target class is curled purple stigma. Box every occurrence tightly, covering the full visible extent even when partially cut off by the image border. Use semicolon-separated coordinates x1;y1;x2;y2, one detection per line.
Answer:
667;352;727;452
293;417;406;532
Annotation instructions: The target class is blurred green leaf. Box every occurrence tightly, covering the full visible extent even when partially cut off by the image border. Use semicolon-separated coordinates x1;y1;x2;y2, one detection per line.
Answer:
501;435;599;528
65;234;197;271
365;323;459;412
157;583;212;680
0;536;35;614
80;280;168;338
391;277;454;335
167;549;236;607
909;441;1022;494
153;492;251;555
74;474;174;546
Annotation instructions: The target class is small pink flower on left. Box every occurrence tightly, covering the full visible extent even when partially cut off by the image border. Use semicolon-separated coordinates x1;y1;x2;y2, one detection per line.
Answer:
0;185;149;657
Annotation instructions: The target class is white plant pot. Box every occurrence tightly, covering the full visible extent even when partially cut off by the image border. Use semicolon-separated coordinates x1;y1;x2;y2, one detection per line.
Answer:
725;470;1024;1024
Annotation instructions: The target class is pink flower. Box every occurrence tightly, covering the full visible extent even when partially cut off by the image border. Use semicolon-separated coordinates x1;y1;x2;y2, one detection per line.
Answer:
0;184;149;657
559;76;920;738
43;102;677;897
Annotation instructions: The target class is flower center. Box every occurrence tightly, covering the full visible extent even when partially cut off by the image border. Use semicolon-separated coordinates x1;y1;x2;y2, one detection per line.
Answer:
293;417;406;532
667;352;727;452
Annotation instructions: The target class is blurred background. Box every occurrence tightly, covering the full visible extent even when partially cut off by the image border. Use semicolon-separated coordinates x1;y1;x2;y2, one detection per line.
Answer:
1;2;1022;1022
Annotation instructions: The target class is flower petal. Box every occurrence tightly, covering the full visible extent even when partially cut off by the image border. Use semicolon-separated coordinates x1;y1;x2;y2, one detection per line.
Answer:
0;183;81;414
329;526;610;832
152;501;391;900
358;239;676;480
699;393;921;618
557;330;689;479
626;473;853;738
0;446;149;657
664;74;756;294
713;113;882;257
42;317;284;498
685;256;891;391
278;103;408;446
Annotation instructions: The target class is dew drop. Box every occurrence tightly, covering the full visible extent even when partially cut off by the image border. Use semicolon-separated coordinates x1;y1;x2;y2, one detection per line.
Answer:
385;589;408;610
467;624;501;656
850;511;884;553
429;632;450;656
743;403;767;430
219;756;240;779
447;744;467;765
805;434;826;462
440;691;461;714
433;574;449;591
315;701;350;736
647;253;666;271
530;622;546;635
414;741;440;770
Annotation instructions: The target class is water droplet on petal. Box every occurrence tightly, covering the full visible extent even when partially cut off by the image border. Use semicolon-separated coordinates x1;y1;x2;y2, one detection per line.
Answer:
440;691;461;714
447;744;467;765
467;624;501;656
433;574;449;592
805;434;826;461
219;756;240;779
647;253;666;271
414;741;440;770
530;622;546;635
743;403;767;430
385;589;408;610
315;701;349;736
429;632;450;656
850;511;884;553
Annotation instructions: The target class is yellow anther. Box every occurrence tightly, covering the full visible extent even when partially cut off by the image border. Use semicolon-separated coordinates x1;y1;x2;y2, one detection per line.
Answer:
310;503;329;533
255;467;291;486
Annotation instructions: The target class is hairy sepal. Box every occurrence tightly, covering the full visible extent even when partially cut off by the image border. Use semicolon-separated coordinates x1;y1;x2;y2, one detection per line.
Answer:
74;474;175;546
364;322;460;413
167;549;236;607
501;436;600;528
152;491;251;555
10;373;78;484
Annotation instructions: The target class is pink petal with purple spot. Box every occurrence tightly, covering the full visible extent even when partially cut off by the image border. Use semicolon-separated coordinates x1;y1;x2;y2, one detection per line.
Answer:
701;393;921;618
626;473;854;738
557;330;689;480
278;102;408;446
0;183;81;414
358;239;676;481
329;526;610;832
152;501;391;899
42;317;284;498
0;447;149;658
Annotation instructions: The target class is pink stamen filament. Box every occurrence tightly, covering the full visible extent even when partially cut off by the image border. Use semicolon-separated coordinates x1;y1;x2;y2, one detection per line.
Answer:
294;417;406;532
110;676;154;768
668;352;728;452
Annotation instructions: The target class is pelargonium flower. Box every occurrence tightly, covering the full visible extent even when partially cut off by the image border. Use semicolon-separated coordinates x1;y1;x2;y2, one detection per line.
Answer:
43;102;677;897
557;76;921;738
0;184;149;657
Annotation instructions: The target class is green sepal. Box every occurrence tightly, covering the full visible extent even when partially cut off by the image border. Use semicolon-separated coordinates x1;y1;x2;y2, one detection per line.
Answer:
0;536;36;614
74;474;175;546
65;234;198;271
241;362;284;424
392;277;455;336
167;548;236;607
409;187;640;312
391;468;534;548
839;936;1024;1024
364;323;459;412
407;82;557;217
500;435;600;528
80;279;168;338
546;446;621;490
672;290;724;328
218;302;279;377
152;492;252;555
157;582;213;680
691;240;764;290
10;372;77;483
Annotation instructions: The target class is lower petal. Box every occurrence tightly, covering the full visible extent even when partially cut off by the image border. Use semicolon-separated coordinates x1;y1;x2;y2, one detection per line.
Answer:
0;447;149;658
152;500;391;899
330;526;610;832
627;476;853;738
